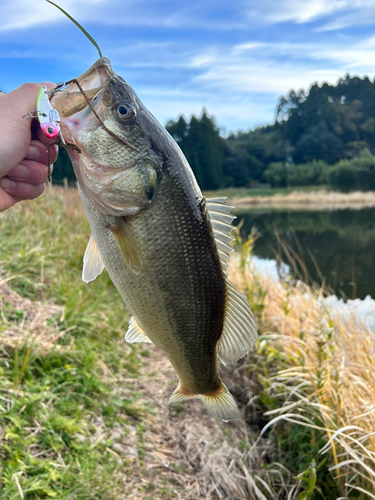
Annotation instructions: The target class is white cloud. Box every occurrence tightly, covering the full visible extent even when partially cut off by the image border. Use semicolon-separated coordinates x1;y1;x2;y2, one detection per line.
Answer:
247;0;347;24
137;87;276;132
106;35;375;128
317;5;375;30
187;35;375;102
0;0;96;31
246;0;375;27
0;0;245;32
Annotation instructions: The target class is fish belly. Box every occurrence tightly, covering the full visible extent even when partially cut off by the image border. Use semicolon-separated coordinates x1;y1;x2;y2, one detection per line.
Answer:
80;177;226;397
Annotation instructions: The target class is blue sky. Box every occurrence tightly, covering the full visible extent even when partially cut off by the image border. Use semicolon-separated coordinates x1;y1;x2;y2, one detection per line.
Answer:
2;0;375;133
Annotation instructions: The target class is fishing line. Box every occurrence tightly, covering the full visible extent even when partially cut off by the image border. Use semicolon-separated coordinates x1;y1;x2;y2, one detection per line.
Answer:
62;78;139;152
46;0;103;58
47;138;51;182
46;0;140;153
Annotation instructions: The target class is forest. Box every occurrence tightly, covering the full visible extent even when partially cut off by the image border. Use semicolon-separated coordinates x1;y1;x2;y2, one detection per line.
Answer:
53;74;375;191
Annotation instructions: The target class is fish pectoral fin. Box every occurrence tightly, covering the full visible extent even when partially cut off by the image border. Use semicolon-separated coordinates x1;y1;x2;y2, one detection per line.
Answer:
125;317;152;344
108;217;142;275
217;279;258;365
82;234;105;283
168;382;240;421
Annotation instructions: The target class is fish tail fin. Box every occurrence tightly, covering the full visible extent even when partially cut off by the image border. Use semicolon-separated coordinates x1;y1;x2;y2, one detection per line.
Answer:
168;382;240;422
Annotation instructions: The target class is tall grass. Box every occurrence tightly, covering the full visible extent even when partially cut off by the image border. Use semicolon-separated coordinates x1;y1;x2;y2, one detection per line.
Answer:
226;229;375;498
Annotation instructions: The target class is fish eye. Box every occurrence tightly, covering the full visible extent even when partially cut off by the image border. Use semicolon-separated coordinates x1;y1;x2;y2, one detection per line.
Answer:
114;101;136;122
118;105;128;115
47;126;54;134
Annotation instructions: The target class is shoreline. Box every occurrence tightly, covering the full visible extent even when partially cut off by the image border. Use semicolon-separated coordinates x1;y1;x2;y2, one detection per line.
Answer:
225;189;375;211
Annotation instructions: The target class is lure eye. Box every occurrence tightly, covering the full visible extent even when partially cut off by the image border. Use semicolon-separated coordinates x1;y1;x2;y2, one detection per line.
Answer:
114;102;136;122
41;123;60;138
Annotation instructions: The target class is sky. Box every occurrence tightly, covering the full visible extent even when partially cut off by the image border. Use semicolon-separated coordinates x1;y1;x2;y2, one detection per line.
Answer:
2;0;375;133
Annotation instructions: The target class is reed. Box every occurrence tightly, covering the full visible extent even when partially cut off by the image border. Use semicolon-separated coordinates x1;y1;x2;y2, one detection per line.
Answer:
225;230;375;498
230;189;375;210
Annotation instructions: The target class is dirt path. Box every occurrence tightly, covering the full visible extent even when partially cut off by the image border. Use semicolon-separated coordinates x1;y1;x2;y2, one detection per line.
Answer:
116;343;266;500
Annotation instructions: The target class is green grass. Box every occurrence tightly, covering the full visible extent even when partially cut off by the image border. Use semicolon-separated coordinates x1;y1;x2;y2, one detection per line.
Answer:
0;188;154;499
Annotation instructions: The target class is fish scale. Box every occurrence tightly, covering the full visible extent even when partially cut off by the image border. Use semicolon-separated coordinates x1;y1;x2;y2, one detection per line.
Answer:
83;173;226;395
52;57;257;420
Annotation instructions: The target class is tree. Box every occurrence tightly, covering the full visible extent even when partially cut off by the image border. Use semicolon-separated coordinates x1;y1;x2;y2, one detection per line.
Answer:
166;111;224;190
293;122;343;164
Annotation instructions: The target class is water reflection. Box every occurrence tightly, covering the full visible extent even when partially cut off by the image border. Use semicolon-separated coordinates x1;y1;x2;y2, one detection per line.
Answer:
235;208;375;300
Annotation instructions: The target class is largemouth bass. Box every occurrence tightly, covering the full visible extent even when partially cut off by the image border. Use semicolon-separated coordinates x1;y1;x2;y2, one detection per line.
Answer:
52;58;257;421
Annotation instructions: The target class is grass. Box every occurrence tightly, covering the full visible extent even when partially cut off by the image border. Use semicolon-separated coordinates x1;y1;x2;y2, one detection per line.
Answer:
0;188;157;499
0;186;374;499
223;228;375;499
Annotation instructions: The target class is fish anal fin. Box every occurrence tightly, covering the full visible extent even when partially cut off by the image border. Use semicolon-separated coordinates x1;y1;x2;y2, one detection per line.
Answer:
168;382;240;421
125;316;152;344
108;217;142;275
82;234;105;283
217;279;258;365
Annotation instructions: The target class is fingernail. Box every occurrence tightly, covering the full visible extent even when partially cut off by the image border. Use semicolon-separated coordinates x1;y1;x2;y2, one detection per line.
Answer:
28;145;40;161
0;177;16;190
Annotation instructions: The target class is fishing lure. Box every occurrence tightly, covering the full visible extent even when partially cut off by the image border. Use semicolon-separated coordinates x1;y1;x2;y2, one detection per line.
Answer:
23;85;61;181
36;85;61;140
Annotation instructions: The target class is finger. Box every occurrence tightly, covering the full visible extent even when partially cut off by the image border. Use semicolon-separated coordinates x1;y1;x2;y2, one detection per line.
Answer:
0;177;45;201
25;140;59;165
0;81;56;176
7;160;52;186
0;188;21;212
39;81;56;91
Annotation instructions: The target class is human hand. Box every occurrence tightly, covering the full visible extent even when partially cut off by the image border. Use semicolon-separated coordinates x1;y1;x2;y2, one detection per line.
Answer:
0;82;59;212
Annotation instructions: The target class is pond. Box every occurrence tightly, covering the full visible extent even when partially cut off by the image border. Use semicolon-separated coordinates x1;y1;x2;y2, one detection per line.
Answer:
235;208;375;300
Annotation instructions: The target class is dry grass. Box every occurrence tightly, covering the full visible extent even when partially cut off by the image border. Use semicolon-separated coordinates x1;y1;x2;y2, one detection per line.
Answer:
229;189;375;210
229;259;375;498
0;273;64;350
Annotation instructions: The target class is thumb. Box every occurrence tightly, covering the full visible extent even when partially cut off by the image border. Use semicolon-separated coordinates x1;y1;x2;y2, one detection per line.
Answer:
0;82;55;177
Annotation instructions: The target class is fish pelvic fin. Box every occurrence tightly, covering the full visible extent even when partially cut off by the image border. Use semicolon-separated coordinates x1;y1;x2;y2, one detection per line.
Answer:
168;382;240;422
82;234;105;283
125;316;152;344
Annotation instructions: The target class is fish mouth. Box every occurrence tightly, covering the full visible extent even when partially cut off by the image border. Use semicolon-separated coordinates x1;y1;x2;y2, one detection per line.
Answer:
51;57;114;119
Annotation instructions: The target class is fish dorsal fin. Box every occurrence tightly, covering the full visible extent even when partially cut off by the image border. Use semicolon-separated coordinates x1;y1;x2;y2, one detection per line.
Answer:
82;234;105;283
108;217;142;275
206;197;258;363
206;197;236;268
217;279;258;365
125;317;152;344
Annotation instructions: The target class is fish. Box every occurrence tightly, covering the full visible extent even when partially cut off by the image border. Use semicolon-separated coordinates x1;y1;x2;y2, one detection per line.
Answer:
52;57;257;421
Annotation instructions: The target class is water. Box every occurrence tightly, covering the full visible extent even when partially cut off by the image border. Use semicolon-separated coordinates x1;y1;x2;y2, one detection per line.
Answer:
235;208;375;300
